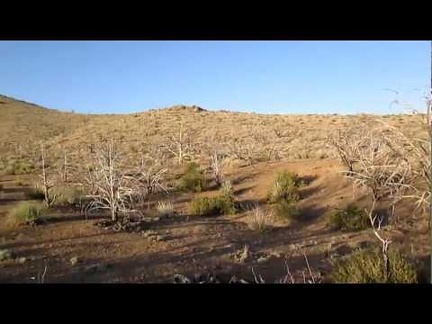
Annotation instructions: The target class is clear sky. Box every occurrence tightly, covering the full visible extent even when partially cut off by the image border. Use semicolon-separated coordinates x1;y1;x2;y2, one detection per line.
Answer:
0;41;429;114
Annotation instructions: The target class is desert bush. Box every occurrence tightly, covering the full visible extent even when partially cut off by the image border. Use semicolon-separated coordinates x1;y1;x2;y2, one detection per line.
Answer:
156;201;175;217
177;162;207;193
7;201;46;227
275;200;302;223
218;181;236;215
267;171;301;204
189;181;236;216
189;197;221;216
328;204;370;232
331;249;418;283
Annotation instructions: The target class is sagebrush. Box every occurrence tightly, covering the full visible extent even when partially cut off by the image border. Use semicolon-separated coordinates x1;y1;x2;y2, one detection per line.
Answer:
189;181;236;216
177;162;207;193
7;201;46;227
328;204;370;232
331;248;418;283
267;171;301;204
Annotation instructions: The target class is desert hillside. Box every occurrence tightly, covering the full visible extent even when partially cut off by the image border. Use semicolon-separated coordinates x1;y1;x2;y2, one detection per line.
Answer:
0;95;429;283
0;94;422;163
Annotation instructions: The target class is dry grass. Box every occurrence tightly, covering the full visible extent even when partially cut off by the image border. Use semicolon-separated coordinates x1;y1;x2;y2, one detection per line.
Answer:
156;201;174;217
244;204;274;232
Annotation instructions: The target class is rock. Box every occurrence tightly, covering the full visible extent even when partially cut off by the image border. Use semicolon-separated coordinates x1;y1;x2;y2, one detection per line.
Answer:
257;256;268;263
155;235;164;242
70;256;79;266
17;257;27;264
0;249;14;261
270;252;282;258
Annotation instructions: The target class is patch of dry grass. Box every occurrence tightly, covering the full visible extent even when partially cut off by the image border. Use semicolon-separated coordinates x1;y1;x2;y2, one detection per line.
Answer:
244;204;274;232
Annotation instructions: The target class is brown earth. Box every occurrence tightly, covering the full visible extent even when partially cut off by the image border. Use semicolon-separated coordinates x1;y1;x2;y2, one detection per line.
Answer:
0;158;428;283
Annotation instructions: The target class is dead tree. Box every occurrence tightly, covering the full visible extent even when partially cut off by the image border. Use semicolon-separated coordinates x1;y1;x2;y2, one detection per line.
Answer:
61;151;69;183
327;121;371;174
343;125;418;281
202;139;229;187
85;142;134;221
228;138;258;167
365;198;392;282
163;121;194;165
376;116;430;216
39;144;56;207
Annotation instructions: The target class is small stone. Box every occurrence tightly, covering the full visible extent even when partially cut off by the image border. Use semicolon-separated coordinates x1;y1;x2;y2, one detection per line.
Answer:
70;256;79;266
271;252;282;258
257;257;268;263
17;257;27;264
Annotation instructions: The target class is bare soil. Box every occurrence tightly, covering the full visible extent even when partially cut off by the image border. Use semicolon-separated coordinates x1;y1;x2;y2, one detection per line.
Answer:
1;159;428;283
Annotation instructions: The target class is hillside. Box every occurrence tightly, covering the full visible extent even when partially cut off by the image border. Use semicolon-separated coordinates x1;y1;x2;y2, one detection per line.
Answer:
0;94;422;165
0;95;429;283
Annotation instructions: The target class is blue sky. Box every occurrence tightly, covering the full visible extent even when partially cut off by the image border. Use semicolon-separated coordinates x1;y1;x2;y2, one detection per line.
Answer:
0;41;429;114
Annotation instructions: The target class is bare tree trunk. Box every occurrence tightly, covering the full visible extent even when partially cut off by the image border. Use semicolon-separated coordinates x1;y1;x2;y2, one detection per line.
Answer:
40;145;55;207
62;152;68;183
367;198;392;282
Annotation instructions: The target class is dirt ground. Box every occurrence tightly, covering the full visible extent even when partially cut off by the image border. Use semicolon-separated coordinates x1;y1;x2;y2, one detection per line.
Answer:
0;159;429;283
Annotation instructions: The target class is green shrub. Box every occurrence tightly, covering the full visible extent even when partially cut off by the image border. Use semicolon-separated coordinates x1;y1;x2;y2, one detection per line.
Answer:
275;200;301;223
267;171;301;204
7;201;46;227
218;181;236;214
189;181;236;216
328;204;370;232
331;249;418;283
189;197;221;216
177;162;207;193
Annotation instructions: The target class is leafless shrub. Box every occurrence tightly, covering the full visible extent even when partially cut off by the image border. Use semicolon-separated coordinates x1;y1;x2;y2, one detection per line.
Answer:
228;138;259;166
341;109;430;281
327;121;370;174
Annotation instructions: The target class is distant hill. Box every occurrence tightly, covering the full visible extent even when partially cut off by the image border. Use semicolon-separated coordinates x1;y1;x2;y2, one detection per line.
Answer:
0;94;421;167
